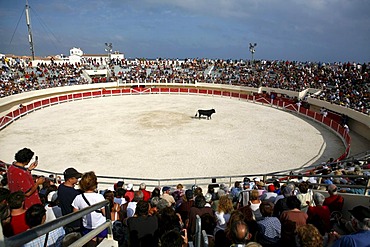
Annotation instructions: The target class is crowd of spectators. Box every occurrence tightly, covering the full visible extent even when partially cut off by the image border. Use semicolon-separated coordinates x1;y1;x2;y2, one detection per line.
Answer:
0;147;369;246
0;57;88;97
1;56;369;114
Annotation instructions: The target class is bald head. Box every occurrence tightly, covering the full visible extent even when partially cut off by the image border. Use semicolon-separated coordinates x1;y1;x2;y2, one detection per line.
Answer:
231;221;250;244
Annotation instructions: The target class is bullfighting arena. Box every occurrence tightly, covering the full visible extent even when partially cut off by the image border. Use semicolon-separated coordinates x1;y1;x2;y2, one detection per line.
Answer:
0;94;344;179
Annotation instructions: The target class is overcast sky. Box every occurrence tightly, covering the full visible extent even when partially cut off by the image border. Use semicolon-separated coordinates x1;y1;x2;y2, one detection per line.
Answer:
0;0;369;62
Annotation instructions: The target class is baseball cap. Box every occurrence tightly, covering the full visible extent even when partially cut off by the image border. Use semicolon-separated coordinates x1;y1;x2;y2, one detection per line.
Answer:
185;189;194;199
162;186;171;193
257;181;265;187
63;168;82;180
47;191;58;203
204;193;212;203
349;206;370;222
268;184;275;192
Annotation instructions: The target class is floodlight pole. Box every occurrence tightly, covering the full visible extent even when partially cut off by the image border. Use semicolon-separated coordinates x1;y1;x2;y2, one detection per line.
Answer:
105;42;112;82
25;0;35;60
249;43;257;65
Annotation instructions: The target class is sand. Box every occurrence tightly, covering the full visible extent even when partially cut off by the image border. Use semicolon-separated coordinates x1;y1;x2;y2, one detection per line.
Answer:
0;94;344;187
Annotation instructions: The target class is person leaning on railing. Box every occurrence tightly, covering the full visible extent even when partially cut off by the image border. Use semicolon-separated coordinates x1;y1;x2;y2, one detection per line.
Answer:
71;171;107;246
57;167;83;234
23;204;65;247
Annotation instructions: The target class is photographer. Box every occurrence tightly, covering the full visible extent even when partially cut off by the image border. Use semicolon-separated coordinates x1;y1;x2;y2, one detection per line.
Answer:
7;148;45;209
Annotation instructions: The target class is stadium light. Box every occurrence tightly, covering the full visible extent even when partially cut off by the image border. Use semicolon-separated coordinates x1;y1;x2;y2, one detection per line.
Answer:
104;43;113;82
249;43;257;64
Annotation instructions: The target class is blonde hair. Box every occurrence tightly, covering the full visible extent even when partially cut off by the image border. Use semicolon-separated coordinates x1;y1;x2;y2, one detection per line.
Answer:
79;171;98;192
250;190;259;200
217;195;234;214
296;224;323;247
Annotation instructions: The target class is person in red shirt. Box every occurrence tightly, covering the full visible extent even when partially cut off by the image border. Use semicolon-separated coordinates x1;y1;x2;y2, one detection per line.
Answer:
125;184;134;202
323;184;344;213
139;183;151;202
307;192;331;235
7;148;45;209
8;191;29;235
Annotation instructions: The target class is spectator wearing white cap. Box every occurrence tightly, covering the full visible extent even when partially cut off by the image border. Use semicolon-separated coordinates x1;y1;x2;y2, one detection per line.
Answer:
253;177;261;189
125;183;134;202
44;190;62;223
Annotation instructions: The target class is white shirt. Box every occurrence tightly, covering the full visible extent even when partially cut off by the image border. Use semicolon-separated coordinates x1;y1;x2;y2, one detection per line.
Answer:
44;204;62;223
114;197;127;205
260;192;278;203
127;201;137;218
72;192;106;229
215;211;230;233
250;201;263;221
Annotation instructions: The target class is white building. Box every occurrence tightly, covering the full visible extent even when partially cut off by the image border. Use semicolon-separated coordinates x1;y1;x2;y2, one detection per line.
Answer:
70;47;83;56
69;47;84;64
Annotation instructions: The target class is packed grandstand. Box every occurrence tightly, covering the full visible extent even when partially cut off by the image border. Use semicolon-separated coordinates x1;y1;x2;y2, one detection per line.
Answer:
0;55;369;247
1;56;369;115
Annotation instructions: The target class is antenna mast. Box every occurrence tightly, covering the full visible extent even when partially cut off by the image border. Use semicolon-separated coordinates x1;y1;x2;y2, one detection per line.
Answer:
25;0;35;60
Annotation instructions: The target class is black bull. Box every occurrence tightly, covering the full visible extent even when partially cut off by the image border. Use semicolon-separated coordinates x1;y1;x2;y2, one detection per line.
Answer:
195;109;216;119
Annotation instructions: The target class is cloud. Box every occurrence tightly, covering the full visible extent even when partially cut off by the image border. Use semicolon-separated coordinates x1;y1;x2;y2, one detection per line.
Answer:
1;0;369;61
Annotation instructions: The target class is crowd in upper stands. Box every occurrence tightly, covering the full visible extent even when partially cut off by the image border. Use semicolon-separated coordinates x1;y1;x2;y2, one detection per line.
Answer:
0;147;369;246
1;56;369;114
0;57;88;97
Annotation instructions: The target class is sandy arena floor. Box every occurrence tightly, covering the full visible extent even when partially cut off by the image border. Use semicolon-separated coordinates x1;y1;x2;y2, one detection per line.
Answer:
0;94;344;180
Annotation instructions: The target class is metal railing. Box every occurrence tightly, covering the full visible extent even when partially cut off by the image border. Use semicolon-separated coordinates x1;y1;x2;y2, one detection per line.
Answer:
2;200;111;247
1;151;369;195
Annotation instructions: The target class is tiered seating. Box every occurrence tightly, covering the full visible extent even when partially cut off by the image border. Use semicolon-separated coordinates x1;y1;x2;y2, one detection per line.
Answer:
1;57;368;115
